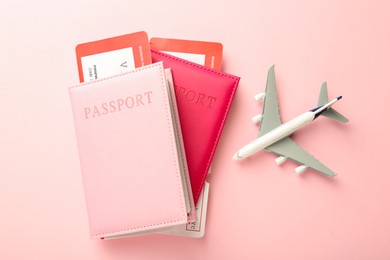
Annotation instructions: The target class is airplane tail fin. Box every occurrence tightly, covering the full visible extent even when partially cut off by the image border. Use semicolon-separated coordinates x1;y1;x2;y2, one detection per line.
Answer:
317;82;349;123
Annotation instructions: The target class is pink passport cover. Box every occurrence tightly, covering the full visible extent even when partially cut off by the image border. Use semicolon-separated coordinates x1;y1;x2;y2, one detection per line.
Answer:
151;50;240;204
69;62;187;238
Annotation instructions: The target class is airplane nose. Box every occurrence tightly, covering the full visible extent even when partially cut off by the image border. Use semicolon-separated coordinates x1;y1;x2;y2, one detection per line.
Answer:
232;152;241;160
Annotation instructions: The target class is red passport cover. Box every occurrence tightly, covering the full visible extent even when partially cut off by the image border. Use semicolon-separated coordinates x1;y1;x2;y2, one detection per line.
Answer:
151;50;240;203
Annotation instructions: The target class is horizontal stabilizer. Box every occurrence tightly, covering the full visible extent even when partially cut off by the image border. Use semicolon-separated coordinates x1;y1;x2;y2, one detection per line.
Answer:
322;107;349;123
318;82;349;123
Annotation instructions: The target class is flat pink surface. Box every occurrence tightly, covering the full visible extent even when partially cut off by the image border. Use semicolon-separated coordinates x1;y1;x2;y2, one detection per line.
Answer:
1;0;389;259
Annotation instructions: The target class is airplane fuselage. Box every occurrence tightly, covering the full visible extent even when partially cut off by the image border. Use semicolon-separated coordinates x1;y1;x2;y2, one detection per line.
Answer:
234;111;315;159
233;95;342;160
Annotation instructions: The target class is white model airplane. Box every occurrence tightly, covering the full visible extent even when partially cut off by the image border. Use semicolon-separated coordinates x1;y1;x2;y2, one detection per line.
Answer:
233;66;348;176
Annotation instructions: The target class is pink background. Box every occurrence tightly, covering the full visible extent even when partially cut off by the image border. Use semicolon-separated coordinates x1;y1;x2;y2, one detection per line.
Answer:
1;0;389;259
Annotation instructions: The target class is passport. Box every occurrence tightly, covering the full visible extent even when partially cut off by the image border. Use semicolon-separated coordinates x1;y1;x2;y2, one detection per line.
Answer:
151;50;240;204
68;63;194;239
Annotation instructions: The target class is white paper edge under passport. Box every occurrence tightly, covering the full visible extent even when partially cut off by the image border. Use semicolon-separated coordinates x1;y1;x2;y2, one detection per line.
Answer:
158;181;209;238
156;50;213;238
164;69;197;222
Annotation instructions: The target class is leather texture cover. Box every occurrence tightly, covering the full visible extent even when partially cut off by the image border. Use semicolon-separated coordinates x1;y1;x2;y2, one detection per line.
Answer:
151;50;240;203
69;62;187;239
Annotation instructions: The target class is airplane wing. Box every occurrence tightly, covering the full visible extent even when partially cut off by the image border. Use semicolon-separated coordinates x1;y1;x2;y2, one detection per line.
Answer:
265;137;336;176
258;66;282;137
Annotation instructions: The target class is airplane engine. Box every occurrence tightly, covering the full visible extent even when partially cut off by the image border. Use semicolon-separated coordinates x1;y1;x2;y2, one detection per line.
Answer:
254;93;265;102
275;156;287;165
251;115;263;124
295;165;308;174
